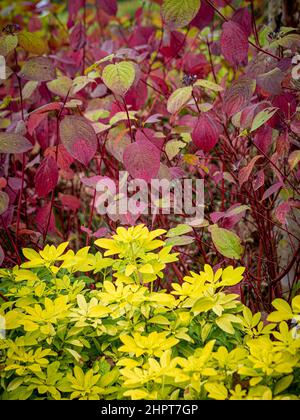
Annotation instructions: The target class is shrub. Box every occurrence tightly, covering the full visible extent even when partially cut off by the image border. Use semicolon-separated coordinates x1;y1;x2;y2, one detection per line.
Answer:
0;226;299;400
0;0;300;312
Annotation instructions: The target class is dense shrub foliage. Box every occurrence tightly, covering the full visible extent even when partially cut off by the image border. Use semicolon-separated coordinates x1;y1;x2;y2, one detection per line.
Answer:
0;226;300;400
0;0;300;311
1;0;300;401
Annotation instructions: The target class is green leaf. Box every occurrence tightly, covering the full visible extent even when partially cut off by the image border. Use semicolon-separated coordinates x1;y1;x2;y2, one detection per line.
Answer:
18;31;47;55
250;107;278;132
194;79;224;92
0;132;33;154
166;235;194;246
109;111;136;125
272;298;292;314
71;76;95;94
47;76;73;98
149;315;170;325
102;61;135;96
162;0;201;29
165;140;186;160
65;348;82;362
209;225;243;259
205;382;228;400
7;378;24;392
167;86;192;114
22;81;39;100
0;34;18;57
274;375;294;395
192;297;215;314
167;224;193;237
215;315;235;334
267;299;293;322
292;295;300;313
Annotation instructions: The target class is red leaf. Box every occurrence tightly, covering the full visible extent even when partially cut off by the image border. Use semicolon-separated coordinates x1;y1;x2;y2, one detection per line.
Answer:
0;245;4;266
68;0;84;22
254;125;273;154
70;23;85;51
125;78;148;110
28;102;62;136
123;139;160;183
252;169;265;191
190;1;214;30
93;227;108;238
275;201;291;225
59;194;81;212
261;182;283;201
35;156;59;197
136;128;164;151
149;75;169;95
36;202;56;234
232;7;252;37
59;116;98;166
96;0;117;16
192;113;222;152
238;155;263;187
224;77;256;117
182;53;210;79
45;144;74;170
220;21;249;68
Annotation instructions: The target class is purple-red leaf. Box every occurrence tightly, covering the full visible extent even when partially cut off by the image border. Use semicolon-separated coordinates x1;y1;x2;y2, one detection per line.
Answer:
36;202;56;234
59;193;81;212
35;156;59;197
252;169;265;191
261;182;283;201
275;201;291;225
123;139;160;183
28;102;62;136
192;113;222;152
0;244;4;266
97;0;118;16
190;1;214;30
224;77;256;117
232;7;252;37
60;116;98;166
220;21;249;68
239;155;263;187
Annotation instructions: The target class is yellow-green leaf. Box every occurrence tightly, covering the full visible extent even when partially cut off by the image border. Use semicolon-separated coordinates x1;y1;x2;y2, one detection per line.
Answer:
102;62;135;96
194;79;224;92
18;31;47;55
209;225;243;260
167;86;192;114
274;375;293;395
47;76;72;98
162;0;201;29
0;34;18;56
205;382;228;400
